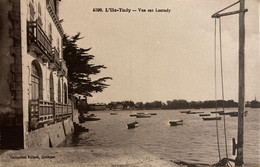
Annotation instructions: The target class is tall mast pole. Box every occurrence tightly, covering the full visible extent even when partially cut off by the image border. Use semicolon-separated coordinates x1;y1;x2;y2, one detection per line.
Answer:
236;0;245;166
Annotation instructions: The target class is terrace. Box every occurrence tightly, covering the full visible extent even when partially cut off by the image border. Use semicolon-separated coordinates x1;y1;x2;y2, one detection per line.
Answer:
29;99;73;131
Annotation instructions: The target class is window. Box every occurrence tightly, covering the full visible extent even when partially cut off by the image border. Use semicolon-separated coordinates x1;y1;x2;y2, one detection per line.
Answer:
37;3;43;27
64;83;67;104
58;78;61;103
57;38;60;53
38;3;41;15
31;61;42;100
50;73;54;101
48;23;52;42
29;3;35;21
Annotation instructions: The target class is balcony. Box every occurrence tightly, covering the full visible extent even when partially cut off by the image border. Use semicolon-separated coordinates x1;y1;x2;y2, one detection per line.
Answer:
27;21;53;61
29;99;73;131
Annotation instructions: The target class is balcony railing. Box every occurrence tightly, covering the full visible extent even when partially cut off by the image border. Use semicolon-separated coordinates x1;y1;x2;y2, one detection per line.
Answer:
29;99;73;131
27;21;53;61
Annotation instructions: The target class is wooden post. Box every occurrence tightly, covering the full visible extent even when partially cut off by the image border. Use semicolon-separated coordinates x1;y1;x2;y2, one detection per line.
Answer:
236;0;245;166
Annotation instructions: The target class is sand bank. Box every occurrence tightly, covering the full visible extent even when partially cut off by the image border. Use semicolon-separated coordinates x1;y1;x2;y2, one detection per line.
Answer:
0;146;180;167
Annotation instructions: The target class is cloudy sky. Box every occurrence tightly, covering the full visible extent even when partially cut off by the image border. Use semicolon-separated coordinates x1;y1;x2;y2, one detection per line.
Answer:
60;0;259;103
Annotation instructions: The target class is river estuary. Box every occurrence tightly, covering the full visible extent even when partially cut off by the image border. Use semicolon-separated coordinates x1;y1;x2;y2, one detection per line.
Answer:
61;108;259;166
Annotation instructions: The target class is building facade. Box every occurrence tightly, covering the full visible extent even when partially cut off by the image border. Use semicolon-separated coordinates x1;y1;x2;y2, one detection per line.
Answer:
0;0;74;148
88;103;107;111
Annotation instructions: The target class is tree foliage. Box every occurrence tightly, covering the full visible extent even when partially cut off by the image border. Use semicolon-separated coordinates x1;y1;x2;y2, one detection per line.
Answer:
107;99;238;110
63;33;112;96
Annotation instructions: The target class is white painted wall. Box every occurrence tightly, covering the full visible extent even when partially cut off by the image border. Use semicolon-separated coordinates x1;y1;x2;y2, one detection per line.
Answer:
21;0;68;147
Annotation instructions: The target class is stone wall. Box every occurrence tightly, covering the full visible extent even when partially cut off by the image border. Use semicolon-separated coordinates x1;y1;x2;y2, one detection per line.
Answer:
25;118;74;148
0;0;24;148
72;109;79;124
63;118;74;136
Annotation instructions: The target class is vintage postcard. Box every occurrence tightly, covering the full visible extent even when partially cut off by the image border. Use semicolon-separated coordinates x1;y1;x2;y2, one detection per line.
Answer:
0;0;259;166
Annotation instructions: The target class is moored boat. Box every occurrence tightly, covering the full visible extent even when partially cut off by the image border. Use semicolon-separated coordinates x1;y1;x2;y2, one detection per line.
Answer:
202;117;221;121
217;111;230;115
169;120;183;126
110;112;118;115
228;112;238;117
199;113;211;117
187;112;196;114
127;121;139;129
211;111;224;114
130;113;137;117
136;113;151;118
194;111;204;114
83;114;101;121
150;113;157;115
180;110;191;113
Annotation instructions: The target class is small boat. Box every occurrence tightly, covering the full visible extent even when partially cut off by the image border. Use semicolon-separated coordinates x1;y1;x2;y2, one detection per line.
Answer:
127;121;139;129
202;117;222;121
130;113;144;117
194;111;204;114
187;112;196;114
136;113;151;118
180;110;191;113
130;113;137;117
169;120;183;126
218;111;230;115
110;112;118;115
150;113;157;115
228;112;238;117
211;111;224;114
83;114;101;121
199;114;211;117
78;116;85;123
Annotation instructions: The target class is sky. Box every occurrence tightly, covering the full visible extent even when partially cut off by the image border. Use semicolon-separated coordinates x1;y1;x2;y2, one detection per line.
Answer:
60;0;259;104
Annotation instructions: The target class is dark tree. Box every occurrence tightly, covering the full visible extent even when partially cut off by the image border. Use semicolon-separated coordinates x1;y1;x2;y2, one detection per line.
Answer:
63;33;112;96
135;102;144;110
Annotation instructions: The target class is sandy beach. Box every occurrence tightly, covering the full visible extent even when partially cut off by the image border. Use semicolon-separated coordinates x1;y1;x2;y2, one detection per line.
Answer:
0;146;180;167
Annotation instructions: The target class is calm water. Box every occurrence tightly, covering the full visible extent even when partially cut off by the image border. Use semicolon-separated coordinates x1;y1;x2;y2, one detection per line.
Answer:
61;108;260;166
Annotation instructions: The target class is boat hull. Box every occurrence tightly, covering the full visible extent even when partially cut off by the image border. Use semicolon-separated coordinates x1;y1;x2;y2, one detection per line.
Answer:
199;114;210;116
228;112;238;117
136;114;151;118
180;110;191;113
82;114;101;121
84;117;101;121
127;121;139;129
211;111;224;114
169;120;183;126
202;117;221;121
187;112;196;114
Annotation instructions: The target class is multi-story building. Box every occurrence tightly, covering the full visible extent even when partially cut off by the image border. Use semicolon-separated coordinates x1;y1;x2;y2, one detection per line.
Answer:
0;0;75;148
